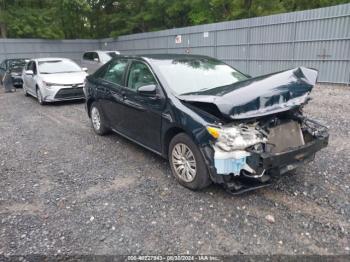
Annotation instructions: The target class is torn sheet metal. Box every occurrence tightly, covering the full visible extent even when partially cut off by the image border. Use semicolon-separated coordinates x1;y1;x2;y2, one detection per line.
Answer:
178;67;318;120
212;123;266;176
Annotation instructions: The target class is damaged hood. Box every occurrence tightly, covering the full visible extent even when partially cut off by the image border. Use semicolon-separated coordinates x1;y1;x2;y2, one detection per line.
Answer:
178;67;318;120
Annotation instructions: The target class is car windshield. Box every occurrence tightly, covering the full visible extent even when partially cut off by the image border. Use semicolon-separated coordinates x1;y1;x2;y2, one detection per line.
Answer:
154;57;248;95
38;60;82;74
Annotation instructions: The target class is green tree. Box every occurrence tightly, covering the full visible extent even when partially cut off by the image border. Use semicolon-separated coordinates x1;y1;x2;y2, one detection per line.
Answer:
0;0;348;39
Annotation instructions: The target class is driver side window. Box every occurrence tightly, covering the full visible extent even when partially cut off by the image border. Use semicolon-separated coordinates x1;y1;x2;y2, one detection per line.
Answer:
127;61;156;91
25;62;32;70
27;61;37;75
32;62;37;75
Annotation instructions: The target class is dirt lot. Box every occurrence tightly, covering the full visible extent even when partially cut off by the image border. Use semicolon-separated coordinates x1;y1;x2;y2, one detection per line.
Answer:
0;84;349;256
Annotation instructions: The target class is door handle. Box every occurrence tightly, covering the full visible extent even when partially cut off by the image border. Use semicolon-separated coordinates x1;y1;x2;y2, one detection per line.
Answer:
110;90;123;101
123;99;145;111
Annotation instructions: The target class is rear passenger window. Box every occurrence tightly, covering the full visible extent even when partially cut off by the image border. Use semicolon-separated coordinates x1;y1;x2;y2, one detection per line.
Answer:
83;52;93;61
92;52;99;61
100;59;128;86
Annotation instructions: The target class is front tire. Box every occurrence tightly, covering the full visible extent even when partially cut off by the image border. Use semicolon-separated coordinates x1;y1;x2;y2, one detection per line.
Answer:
24;87;29;97
36;88;45;105
90;102;109;135
169;133;211;190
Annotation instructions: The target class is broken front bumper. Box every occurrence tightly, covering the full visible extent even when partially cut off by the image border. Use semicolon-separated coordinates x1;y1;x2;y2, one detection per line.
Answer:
248;133;329;175
200;130;329;191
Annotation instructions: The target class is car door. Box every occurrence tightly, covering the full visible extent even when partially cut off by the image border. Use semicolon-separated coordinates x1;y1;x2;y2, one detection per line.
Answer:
96;58;129;131
82;52;90;70
82;52;98;74
120;60;166;152
24;61;38;94
90;52;102;73
23;61;33;93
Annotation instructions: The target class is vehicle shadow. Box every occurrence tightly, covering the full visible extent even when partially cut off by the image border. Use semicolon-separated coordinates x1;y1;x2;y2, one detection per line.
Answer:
103;128;285;198
48;99;85;106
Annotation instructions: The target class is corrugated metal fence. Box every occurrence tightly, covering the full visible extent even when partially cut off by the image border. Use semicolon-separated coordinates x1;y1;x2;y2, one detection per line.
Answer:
0;39;100;65
101;3;350;84
0;3;349;84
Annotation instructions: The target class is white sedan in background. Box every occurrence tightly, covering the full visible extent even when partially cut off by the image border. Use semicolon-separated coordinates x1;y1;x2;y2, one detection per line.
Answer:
82;50;120;74
22;58;88;105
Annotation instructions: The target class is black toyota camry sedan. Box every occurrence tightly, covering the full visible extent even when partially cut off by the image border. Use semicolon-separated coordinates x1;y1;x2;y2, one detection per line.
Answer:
84;54;329;194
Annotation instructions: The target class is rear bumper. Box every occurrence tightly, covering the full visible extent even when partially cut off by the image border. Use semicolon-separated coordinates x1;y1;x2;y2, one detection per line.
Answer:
11;76;23;86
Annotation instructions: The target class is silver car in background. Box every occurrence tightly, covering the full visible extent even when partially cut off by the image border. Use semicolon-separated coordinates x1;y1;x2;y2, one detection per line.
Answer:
22;58;88;105
82;50;120;74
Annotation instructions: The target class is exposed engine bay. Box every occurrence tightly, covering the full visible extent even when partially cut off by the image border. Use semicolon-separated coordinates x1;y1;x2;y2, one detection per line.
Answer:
177;66;329;193
207;110;329;194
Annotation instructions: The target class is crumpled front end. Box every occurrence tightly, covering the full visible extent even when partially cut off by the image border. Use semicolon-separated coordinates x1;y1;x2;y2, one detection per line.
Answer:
204;112;329;194
179;67;318;121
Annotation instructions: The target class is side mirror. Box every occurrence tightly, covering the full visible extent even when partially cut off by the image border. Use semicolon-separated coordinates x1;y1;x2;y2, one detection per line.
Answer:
93;58;99;62
25;70;34;75
82;67;88;72
137;84;157;96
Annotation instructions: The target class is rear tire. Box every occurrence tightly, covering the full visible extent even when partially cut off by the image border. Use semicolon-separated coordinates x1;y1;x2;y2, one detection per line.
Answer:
90;102;109;135
169;133;211;190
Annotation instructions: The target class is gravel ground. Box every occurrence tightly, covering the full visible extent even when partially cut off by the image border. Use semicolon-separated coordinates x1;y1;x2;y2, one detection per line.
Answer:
0;84;349;256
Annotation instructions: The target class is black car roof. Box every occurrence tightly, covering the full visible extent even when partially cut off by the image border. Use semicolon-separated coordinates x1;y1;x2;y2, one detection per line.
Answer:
115;54;213;61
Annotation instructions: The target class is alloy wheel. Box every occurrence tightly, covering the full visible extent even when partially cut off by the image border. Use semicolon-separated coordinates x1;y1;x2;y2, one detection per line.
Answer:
171;143;197;182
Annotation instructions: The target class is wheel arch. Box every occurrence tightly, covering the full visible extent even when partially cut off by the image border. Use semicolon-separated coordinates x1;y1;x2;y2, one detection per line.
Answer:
86;98;96;118
162;126;188;159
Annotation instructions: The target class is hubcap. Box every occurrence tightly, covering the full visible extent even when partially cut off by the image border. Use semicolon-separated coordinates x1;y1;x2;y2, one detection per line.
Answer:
172;143;197;182
91;107;101;130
